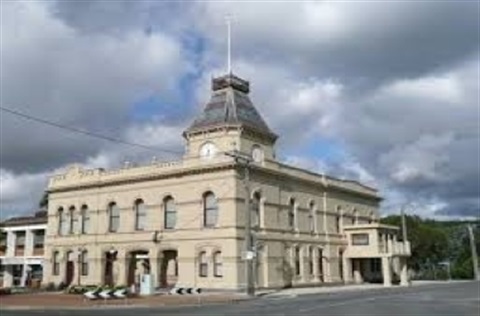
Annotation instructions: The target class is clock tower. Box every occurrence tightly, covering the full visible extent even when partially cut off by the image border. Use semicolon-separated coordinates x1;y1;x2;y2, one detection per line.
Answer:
183;73;277;163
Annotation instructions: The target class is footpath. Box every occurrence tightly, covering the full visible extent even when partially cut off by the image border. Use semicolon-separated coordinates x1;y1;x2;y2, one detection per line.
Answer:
0;292;248;310
257;280;469;298
0;280;465;310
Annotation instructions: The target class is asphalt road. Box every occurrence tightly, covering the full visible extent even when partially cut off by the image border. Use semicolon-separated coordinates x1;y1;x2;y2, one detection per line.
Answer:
3;281;479;316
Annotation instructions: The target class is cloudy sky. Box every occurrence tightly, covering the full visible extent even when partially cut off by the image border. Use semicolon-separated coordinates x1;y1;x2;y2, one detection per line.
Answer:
1;0;479;219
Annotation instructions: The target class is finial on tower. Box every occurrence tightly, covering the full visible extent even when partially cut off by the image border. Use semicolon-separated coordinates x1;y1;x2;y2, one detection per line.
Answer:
226;15;232;74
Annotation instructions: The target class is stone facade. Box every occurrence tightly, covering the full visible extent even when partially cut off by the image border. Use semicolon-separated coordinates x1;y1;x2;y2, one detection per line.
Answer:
42;73;409;290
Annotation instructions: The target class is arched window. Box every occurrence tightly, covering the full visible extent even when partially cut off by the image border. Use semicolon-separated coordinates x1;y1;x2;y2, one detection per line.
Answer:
309;201;316;233
318;248;324;281
308;246;314;275
80;205;89;234
80;250;88;276
134;199;147;230
57;207;64;235
252;192;261;228
353;209;358;225
164;196;176;229
339;249;344;281
294;246;301;276
288;198;296;229
199;251;208;277
203;192;218;227
68;206;77;234
336;206;342;233
213;251;223;277
108;202;120;232
52;251;60;275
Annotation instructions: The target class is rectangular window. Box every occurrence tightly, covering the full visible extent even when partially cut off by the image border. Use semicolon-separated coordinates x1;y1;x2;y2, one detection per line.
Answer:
33;231;44;248
16;232;26;247
352;233;369;246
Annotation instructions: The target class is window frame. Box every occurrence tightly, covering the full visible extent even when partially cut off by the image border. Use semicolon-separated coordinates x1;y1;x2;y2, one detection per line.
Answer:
213;251;223;277
134;199;147;231
309;201;316;233
108;202;120;233
252;192;261;229
203;192;218;228
52;251;60;276
288;198;296;229
294;246;301;276
80;250;89;276
68;206;77;235
80;205;89;234
199;251;208;277
57;207;64;235
164;196;176;229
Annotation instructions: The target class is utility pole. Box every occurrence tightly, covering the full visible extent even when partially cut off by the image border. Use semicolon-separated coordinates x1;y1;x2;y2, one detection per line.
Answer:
225;150;255;296
467;224;479;281
401;207;408;242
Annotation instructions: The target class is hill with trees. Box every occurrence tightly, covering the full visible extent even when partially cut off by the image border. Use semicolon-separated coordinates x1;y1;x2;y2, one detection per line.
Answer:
381;215;479;279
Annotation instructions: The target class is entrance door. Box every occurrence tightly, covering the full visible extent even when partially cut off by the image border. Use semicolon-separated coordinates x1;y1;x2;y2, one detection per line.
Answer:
104;252;114;286
65;261;74;286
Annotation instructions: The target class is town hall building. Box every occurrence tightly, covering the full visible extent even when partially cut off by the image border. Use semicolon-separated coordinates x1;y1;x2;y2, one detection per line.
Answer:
42;73;410;290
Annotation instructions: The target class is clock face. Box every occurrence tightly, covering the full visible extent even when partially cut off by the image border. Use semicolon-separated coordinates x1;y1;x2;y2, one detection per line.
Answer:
252;146;264;162
199;142;217;159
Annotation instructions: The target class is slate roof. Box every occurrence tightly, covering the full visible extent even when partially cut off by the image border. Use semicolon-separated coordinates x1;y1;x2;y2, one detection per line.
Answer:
185;73;277;140
0;210;47;227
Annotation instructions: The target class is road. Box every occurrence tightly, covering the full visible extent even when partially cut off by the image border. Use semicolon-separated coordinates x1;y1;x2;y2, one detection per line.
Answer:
2;281;479;316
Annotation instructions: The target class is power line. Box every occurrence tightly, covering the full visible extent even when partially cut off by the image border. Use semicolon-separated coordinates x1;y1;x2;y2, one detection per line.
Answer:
0;106;183;156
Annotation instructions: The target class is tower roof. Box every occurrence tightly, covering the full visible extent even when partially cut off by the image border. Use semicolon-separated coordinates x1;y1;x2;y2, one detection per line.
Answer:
184;73;277;141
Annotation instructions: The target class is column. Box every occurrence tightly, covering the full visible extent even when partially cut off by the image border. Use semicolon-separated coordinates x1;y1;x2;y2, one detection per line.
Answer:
400;258;409;286
353;259;363;284
115;251;128;286
313;248;319;282
387;235;393;254
149;252;160;289
20;263;28;287
3;266;13;287
382;256;392;287
6;231;16;257
342;256;352;283
73;251;80;286
25;230;34;257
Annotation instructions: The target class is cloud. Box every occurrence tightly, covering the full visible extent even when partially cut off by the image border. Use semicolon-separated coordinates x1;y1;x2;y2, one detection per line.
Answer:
1;1;479;220
0;169;49;218
1;1;190;173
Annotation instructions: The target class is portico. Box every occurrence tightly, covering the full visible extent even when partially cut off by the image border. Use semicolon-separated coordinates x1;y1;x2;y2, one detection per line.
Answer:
343;224;411;286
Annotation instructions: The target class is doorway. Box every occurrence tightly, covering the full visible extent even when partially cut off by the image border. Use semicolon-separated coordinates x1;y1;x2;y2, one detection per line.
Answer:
160;250;177;288
65;251;74;286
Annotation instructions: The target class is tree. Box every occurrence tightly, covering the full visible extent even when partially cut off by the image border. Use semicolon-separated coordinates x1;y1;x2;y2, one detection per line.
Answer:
39;191;48;210
381;215;479;279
